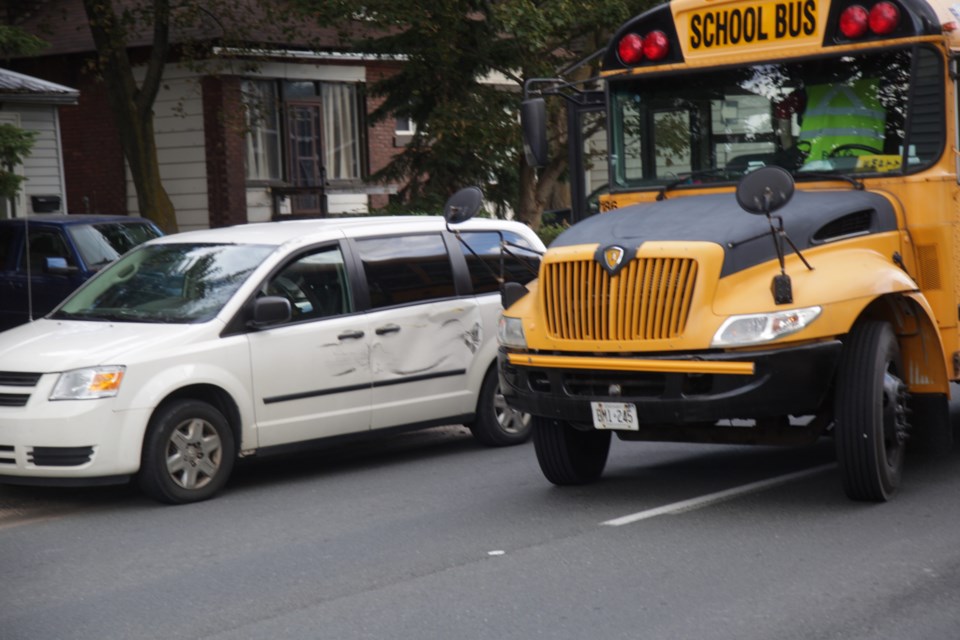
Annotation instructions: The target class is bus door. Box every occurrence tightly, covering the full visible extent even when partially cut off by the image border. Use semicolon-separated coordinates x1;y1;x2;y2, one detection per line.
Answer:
567;91;607;223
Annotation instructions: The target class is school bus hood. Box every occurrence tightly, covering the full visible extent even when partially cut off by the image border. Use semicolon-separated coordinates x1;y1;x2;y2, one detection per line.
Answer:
550;189;897;276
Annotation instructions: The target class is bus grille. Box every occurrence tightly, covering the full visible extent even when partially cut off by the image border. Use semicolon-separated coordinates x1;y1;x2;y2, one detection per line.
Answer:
542;257;697;341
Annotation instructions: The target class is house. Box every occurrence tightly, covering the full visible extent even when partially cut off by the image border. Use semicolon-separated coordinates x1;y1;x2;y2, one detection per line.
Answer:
0;67;78;219
8;1;407;231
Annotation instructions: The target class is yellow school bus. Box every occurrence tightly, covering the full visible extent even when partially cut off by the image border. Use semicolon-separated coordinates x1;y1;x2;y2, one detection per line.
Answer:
509;0;960;501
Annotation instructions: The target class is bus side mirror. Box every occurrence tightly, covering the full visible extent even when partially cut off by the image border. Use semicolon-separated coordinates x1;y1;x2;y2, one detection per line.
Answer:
521;98;548;169
501;281;529;310
443;186;484;224
735;165;795;215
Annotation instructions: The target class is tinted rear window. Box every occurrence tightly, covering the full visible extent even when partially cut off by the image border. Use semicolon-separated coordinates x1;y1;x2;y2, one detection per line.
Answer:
355;234;455;309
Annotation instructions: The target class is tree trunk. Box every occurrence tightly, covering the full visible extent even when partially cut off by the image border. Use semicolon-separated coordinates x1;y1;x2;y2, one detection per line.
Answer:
120;106;177;233
517;151;568;232
82;0;178;233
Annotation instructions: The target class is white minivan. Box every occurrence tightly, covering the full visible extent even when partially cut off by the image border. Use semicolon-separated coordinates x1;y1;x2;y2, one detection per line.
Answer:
0;202;543;503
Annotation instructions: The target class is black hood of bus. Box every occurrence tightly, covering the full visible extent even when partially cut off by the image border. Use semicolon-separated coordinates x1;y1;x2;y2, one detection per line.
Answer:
550;190;898;277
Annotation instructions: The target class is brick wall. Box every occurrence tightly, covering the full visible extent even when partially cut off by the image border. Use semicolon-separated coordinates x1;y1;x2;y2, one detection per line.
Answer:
13;57;128;215
202;76;247;227
365;61;405;210
61;74;127;214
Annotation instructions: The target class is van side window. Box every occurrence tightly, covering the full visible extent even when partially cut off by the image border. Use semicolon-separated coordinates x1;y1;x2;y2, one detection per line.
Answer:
0;226;14;267
19;229;73;272
355;234;455;308
265;245;352;322
459;230;541;294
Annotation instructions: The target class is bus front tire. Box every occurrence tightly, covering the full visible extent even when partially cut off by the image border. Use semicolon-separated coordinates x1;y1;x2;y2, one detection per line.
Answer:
834;321;907;502
533;416;611;485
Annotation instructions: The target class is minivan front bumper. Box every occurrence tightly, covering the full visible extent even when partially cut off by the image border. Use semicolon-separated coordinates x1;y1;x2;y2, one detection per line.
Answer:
0;378;149;485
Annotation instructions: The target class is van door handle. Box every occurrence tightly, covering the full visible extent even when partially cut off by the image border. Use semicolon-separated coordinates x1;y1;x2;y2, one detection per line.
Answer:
375;324;401;335
337;330;365;340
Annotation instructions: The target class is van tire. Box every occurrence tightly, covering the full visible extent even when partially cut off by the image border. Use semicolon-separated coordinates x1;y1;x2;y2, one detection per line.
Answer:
469;367;532;446
533;416;611;485
139;399;235;504
834;321;907;502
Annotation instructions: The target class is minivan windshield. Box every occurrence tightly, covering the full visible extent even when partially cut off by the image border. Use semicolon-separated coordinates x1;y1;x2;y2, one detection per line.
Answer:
52;243;273;323
609;45;942;191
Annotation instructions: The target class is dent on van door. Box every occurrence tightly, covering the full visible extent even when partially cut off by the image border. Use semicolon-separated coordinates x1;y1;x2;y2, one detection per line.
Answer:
368;299;483;429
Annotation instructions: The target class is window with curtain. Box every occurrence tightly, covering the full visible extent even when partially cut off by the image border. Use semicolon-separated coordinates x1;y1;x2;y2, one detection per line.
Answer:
323;83;361;181
243;79;363;185
242;80;281;181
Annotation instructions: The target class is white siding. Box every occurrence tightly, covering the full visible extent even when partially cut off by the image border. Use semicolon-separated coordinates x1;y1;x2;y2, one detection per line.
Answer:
327;193;368;215
246;187;272;223
2;105;68;214
132;61;376;230
128;65;208;231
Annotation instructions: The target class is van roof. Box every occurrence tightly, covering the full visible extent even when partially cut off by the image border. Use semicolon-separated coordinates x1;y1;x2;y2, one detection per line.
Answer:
150;216;535;248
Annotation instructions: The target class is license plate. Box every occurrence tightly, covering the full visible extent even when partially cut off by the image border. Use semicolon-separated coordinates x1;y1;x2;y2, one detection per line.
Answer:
591;402;639;431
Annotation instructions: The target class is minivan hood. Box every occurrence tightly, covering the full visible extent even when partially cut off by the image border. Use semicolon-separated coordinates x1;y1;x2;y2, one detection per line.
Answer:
0;320;212;373
551;190;898;276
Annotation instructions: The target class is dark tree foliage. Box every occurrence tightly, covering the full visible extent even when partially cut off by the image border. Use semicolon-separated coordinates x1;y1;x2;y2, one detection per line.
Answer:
302;0;654;225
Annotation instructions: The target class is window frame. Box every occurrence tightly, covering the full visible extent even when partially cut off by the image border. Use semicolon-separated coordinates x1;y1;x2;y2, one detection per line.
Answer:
259;242;355;326
347;232;465;311
243;78;370;188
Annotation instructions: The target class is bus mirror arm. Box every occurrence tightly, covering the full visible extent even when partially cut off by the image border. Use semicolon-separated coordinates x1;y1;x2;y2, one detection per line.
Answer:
735;166;813;305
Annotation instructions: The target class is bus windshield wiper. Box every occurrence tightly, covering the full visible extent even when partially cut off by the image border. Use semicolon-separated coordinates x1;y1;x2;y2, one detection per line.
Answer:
793;171;864;190
656;169;738;201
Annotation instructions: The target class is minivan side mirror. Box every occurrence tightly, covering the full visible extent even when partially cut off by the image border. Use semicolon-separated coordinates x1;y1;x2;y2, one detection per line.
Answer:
249;296;292;328
521;98;548;169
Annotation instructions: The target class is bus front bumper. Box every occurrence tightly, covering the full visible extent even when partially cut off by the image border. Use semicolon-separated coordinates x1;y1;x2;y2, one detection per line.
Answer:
498;341;842;427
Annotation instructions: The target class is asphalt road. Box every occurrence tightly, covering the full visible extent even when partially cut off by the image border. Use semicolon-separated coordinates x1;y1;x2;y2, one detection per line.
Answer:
2;425;960;640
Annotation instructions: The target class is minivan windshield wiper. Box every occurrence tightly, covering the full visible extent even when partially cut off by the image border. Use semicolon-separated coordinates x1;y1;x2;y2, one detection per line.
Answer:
52;309;158;323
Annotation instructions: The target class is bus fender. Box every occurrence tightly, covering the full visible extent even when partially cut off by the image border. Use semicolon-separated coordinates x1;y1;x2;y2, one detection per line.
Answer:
856;290;950;395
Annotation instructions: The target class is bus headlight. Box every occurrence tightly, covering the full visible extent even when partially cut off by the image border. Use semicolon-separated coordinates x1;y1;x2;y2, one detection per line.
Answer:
498;316;527;349
50;366;126;400
711;306;821;347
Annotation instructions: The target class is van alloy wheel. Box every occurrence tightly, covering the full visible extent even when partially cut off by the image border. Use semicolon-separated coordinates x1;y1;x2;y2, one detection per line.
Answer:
139;399;236;504
469;367;533;446
166;418;223;491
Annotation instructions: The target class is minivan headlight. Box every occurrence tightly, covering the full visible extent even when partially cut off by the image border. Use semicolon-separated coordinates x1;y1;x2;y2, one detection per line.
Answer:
50;366;126;400
498;316;527;349
711;306;821;347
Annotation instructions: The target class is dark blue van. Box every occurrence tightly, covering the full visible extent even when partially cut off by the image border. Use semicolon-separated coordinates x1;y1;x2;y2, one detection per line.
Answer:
0;215;163;331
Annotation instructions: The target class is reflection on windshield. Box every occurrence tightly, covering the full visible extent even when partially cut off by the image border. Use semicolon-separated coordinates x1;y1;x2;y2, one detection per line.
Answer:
52;243;273;323
609;46;942;190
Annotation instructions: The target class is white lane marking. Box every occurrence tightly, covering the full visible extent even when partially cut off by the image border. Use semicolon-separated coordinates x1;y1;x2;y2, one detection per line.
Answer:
600;462;837;527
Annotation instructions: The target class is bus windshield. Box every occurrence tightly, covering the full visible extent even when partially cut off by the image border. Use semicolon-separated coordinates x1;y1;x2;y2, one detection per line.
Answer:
609;45;942;190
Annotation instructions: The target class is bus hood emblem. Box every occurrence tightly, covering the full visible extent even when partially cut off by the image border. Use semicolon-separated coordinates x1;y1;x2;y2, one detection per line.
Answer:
595;244;635;276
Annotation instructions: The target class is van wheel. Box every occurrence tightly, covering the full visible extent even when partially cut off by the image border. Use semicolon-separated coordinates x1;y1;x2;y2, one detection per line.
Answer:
533;416;611;485
139;399;235;504
469;368;532;446
834;321;908;502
